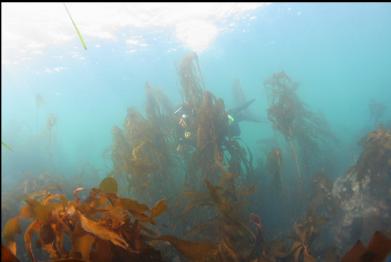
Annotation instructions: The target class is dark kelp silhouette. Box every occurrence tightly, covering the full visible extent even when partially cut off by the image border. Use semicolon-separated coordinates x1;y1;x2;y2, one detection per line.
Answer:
286;209;328;262
35;94;45;132
179;177;257;261
264;71;336;178
187;91;229;188
178;52;205;109
369;99;386;127
177;53;255;192
266;148;283;194
111;86;177;202
354;127;391;182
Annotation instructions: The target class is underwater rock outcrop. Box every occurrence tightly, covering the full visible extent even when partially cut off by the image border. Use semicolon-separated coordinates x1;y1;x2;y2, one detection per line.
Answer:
332;127;391;250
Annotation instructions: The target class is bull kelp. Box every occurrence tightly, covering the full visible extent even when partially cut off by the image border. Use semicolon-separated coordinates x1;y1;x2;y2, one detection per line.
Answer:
3;3;391;262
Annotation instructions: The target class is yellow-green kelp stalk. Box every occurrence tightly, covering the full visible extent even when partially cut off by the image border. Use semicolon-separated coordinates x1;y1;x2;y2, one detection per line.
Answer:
63;3;87;50
2;141;12;151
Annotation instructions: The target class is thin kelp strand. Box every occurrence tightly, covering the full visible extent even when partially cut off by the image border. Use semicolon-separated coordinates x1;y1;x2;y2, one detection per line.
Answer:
63;3;87;50
2;141;13;151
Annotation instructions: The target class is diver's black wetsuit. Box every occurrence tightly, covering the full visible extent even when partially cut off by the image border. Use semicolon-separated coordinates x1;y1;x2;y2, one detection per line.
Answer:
227;98;258;137
174;98;259;148
228;121;241;137
175;103;196;149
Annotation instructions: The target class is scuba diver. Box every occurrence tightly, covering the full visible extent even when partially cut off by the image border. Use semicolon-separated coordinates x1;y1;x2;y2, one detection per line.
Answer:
174;102;196;152
226;98;262;138
174;98;261;151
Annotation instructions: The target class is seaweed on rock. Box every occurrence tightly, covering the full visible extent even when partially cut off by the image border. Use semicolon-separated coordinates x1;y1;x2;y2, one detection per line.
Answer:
354;127;391;182
332;127;391;250
287;212;326;262
1;177;169;262
179;176;257;261
309;171;338;219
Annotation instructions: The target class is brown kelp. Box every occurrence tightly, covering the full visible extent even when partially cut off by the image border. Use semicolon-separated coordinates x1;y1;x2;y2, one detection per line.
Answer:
2;177;169;262
35;94;45;132
46;114;57;156
181;88;255;195
2;244;20;262
117;109;171;201
353;127;391;182
341;231;391;262
110;126;131;182
178;51;205;109
286;210;327;262
144;82;177;139
177;53;219;181
110;82;179;202
247;169;338;261
2;175;262;262
264;71;336;178
308;171;338;219
266;148;283;193
179;176;257;261
264;71;303;178
169;54;261;260
186;91;229;187
2;172;65;226
177;54;255;190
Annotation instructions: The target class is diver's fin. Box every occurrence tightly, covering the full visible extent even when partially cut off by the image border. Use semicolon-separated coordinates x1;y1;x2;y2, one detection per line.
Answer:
228;99;264;123
241;113;263;123
229;99;256;116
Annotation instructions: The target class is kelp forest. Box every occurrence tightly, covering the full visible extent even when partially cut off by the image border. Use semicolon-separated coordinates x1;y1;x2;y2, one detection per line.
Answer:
2;52;391;262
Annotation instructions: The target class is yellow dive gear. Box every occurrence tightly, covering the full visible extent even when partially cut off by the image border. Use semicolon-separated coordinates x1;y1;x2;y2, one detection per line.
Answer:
228;114;235;125
184;131;192;139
